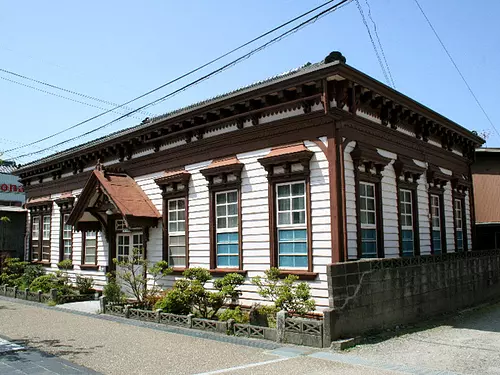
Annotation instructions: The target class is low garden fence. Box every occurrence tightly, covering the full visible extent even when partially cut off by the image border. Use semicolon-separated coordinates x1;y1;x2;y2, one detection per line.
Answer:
0;285;95;305
102;298;325;348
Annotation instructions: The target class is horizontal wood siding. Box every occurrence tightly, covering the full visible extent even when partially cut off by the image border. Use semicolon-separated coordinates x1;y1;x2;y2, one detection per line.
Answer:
344;141;358;260
444;184;455;252
416;164;432;255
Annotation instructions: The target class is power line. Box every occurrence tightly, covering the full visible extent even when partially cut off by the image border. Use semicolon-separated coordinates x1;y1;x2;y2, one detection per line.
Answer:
0;76;143;121
3;0;348;155
354;0;392;87
0;67;152;116
364;0;395;87
10;0;352;161
412;0;498;138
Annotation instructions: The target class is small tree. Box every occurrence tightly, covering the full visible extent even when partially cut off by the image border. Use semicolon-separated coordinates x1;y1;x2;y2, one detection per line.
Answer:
114;247;171;306
252;267;315;316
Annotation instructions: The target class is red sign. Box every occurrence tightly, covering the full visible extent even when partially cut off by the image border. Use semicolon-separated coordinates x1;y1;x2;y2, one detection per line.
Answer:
0;184;24;193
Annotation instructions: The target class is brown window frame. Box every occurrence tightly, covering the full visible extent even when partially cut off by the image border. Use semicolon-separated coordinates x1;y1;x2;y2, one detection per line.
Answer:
27;201;52;264
258;145;316;279
201;159;245;275
56;197;75;263
350;142;391;259
428;187;447;254
155;170;191;272
453;196;467;252
356;175;384;259
81;230;99;267
397;182;420;257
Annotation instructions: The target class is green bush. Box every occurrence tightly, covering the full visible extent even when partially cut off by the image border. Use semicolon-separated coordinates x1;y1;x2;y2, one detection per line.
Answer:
29;273;73;296
15;264;45;289
103;273;125;303
154;269;245;319
154;287;191;315
29;274;59;293
252;267;315;316
57;259;73;271
218;306;249;323
75;275;94;295
0;258;28;286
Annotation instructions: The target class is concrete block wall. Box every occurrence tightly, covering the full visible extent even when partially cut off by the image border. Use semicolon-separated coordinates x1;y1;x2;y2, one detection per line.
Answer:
325;250;500;340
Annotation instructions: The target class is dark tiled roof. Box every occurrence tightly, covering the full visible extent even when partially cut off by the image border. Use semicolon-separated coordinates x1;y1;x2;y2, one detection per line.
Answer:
19;61;324;170
0;161;17;174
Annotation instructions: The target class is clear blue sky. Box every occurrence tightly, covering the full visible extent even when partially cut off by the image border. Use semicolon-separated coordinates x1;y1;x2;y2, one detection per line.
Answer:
1;0;498;164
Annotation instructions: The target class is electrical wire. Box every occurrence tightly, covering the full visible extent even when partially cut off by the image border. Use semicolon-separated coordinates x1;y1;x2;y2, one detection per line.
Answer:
0;67;152;116
9;0;353;161
0;76;143;120
3;0;348;155
364;0;395;87
354;0;392;87
413;0;498;138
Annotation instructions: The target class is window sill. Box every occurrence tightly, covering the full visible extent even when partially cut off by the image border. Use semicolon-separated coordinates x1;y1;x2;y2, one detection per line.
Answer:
170;267;187;275
57;264;74;270
79;264;99;271
32;261;51;267
209;269;248;276
278;270;318;280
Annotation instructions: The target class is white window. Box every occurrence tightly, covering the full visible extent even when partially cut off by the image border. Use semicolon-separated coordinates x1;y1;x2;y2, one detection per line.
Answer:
31;216;40;260
276;182;307;269
84;231;97;264
168;198;186;267
359;182;377;258
215;191;239;268
42;216;51;240
115;220;126;231
62;213;72;260
455;199;464;251
32;216;40;240
42;215;51;261
430;194;442;253
399;189;414;257
116;232;143;262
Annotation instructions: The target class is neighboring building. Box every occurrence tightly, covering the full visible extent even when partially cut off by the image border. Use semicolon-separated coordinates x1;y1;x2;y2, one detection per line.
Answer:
13;52;483;310
472;148;500;249
0;161;26;259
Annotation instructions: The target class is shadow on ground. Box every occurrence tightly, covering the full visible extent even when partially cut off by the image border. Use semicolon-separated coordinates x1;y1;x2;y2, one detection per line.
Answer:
357;301;500;346
3;337;105;361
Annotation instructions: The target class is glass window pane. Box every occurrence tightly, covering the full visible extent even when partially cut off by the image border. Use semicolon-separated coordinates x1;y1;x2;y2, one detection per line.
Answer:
228;216;238;228
278;230;294;241
292;211;305;224
227;191;238;203
216;205;226;217
169;211;177;221
216;193;226;204
217;218;227;229
169;222;177;232
178;221;185;231
169;256;186;267
277;185;290;197
278;212;290;225
228;203;237;215
169;200;177;210
178;199;185;209
278;199;290;212
178;210;185;220
291;183;305;196
292;197;305;210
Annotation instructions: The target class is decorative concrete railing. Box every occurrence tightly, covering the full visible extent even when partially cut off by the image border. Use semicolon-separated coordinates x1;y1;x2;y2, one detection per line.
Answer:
0;285;52;304
58;293;96;304
102;298;326;348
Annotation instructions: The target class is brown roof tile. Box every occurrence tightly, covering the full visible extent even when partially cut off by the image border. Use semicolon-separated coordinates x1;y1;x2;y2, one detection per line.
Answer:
94;171;160;219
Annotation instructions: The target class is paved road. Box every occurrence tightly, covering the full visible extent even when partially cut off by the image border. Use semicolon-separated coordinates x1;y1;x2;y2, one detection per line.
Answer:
1;297;500;374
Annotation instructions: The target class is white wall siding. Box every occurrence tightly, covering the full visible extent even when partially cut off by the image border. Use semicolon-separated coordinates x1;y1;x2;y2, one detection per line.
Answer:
380;160;399;257
443;184;455;252
416;171;432;255
344;141;358;260
465;190;472;248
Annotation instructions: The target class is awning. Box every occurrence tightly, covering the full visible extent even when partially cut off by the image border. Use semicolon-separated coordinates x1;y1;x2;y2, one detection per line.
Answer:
67;169;160;231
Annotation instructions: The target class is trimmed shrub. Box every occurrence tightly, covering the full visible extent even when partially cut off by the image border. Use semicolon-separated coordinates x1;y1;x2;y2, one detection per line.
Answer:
29;274;59;293
103;273;125;303
0;258;28;286
252;267;315;316
154;288;191;315
75;275;94;295
15;264;45;289
218;306;249;323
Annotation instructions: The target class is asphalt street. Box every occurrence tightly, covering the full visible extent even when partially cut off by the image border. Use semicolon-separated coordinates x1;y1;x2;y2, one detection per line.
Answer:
1;296;499;374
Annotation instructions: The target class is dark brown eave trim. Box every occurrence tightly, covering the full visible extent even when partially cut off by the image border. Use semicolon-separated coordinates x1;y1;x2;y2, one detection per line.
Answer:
335;64;484;145
16;62;481;181
154;171;191;186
